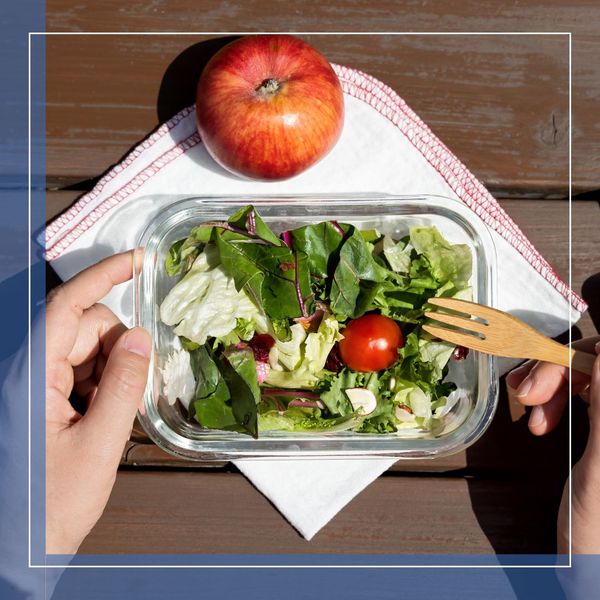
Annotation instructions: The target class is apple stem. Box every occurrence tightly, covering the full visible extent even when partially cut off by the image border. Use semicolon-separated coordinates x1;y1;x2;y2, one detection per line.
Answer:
256;78;280;96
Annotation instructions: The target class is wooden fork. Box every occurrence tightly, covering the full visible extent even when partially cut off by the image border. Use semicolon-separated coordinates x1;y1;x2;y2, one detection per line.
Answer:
423;297;596;375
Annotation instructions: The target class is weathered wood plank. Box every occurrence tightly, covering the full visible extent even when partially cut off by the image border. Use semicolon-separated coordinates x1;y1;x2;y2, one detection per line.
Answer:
45;33;576;197
78;469;564;554
45;1;600;195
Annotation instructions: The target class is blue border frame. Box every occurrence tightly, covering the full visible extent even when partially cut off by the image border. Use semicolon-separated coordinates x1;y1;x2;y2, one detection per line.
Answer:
0;5;596;596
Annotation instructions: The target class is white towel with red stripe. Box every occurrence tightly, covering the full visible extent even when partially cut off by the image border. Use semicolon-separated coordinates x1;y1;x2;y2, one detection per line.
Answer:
45;65;585;541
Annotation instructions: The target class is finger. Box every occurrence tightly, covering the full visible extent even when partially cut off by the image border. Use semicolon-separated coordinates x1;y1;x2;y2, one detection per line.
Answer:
77;327;151;460
68;303;127;367
583;348;600;460
73;354;109;409
46;251;136;366
505;359;536;392
527;386;569;436
507;337;600;407
511;361;589;406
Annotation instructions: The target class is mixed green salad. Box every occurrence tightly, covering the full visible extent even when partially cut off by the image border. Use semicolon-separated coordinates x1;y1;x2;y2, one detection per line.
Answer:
159;205;472;438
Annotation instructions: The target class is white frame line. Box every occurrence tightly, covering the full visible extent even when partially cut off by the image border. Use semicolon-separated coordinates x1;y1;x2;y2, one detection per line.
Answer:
29;30;573;570
31;31;571;36
28;30;32;570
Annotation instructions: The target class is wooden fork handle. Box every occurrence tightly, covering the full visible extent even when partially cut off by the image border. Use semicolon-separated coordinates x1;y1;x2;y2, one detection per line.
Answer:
571;350;597;376
535;342;596;376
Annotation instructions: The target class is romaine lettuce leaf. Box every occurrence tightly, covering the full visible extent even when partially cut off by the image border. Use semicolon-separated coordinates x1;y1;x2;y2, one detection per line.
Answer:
265;314;342;389
216;317;259;348
319;370;357;416
258;407;362;432
418;338;455;381
269;323;307;371
161;349;196;408
160;247;267;346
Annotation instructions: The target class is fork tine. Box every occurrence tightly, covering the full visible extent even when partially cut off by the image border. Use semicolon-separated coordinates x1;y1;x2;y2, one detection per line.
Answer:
423;311;488;335
422;324;489;352
427;297;501;321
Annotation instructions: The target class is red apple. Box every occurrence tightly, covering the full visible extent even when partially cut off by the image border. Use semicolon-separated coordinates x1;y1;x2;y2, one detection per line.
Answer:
195;35;344;181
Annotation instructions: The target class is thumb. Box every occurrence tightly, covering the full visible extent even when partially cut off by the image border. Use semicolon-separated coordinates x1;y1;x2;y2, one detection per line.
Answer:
79;327;151;457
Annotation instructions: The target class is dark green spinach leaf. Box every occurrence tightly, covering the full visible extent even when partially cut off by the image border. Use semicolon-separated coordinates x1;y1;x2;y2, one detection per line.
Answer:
217;350;260;438
330;226;390;318
290;221;348;278
188;347;234;429
226;205;282;246
216;235;313;320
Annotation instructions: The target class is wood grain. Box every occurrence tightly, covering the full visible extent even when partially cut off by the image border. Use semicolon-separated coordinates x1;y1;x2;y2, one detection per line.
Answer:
45;1;600;196
42;2;600;555
78;469;561;554
46;34;574;197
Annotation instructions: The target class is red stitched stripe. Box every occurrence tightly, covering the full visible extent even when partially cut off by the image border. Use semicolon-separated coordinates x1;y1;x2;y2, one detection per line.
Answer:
45;132;202;260
332;65;586;313
45;105;196;240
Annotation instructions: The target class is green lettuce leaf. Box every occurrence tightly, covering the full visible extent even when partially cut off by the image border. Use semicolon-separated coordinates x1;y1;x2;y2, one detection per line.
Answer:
318;370;357;416
189;347;235;429
160;246;267;345
226;205;283;246
382;235;411;274
271;323;307;371
409;226;472;288
258;407;362;432
418;337;455;381
265;315;342;389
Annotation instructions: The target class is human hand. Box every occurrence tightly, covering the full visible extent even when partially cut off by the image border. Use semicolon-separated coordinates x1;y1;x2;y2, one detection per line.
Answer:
46;251;150;554
506;337;600;554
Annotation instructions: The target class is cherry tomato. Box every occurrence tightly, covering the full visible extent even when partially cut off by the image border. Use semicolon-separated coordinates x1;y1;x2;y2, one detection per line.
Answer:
339;314;403;372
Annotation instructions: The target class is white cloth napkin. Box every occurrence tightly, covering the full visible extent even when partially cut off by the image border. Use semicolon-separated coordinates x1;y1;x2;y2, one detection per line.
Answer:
45;65;586;540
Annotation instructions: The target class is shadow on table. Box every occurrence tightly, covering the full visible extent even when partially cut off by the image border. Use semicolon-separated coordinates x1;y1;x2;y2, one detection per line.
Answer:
156;36;249;180
582;272;600;334
156;36;240;123
55;36;240;200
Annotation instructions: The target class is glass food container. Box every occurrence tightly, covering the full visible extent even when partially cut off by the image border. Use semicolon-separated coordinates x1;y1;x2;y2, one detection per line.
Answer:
134;194;498;461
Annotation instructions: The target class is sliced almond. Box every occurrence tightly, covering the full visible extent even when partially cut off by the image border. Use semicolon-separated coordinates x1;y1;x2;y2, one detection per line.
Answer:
395;404;415;422
345;388;377;415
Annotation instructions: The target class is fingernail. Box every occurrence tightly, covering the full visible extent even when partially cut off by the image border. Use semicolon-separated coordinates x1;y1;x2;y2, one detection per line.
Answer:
123;328;151;358
516;374;533;397
132;247;145;273
595;341;600;354
529;405;545;428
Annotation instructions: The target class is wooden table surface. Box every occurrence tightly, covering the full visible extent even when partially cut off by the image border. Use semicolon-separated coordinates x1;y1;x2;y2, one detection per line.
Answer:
45;1;600;555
